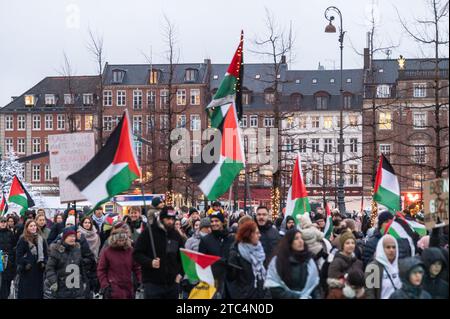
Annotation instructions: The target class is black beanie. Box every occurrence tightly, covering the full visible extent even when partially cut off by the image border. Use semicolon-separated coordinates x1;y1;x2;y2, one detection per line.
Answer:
378;211;394;229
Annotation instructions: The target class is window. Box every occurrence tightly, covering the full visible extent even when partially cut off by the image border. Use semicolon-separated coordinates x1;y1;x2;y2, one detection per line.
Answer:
85;115;93;130
324;116;333;129
299;139;307;153
176;115;186;128
83;94;94;106
264;117;274;128
17;138;25;154
330;78;335;83
346;78;352;83
242;93;251;105
44;138;49;152
286;117;295;129
5;115;13;130
316;96;328;109
240;115;247;128
376;85;391;98
324;138;333;153
379;111;392;130
239;170;245;182
311;116;320;128
45;165;52;181
299;117;307;129
160;90;169;109
311;164;320;185
250;171;258;183
349;165;358;185
57;114;65;130
103;116;113;131
250;115;258;128
190;89;200;105
64;94;74;105
380;144;391;158
265;92;275;104
160;115;169;130
413;112;427;129
17;115;26;130
133;115;142;134
5;139;13;152
25;95;35;106
185;69;197;82
413;83;427;98
249;138;258;154
192;140;201;158
103;91;112;107
147;90;156;109
311;139;320;153
45;94;56;105
147;115;155;133
133;90;143;109
350;138;358;153
190;114;200;131
291;94;302;107
113;70;125;83
255;74;261;79
213;75;219;80
32;138;41;154
312;78;318;84
284;138;295;153
177;89;186;105
116;90;126;107
33;115;41;130
149;70;159;84
413;174;422;189
414;145;426;164
32;164;40;182
75;115;81;131
324;165;333;186
344;95;352;109
349;115;358;127
45;114;53;130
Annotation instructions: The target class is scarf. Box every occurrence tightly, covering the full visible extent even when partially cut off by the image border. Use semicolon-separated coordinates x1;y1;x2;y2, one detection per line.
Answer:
92;214;106;230
238;242;267;288
28;234;45;263
375;235;402;298
79;226;101;259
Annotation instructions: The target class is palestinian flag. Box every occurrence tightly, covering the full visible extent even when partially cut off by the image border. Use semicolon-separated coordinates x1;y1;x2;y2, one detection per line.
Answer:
381;215;418;256
285;153;310;223
68;110;141;208
0;194;8;216
180;248;221;287
7;175;35;216
208;31;244;126
373;154;401;213
323;201;333;240
405;219;427;237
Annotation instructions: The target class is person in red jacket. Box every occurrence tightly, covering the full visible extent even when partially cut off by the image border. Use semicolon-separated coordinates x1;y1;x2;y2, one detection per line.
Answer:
97;221;141;299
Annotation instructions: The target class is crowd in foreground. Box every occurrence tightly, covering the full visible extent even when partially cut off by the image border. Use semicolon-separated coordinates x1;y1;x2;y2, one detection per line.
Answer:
0;198;448;299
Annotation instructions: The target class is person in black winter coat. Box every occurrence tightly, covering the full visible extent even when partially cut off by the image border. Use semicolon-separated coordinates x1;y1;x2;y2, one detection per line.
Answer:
133;206;185;299
44;227;87;299
0;217;16;299
198;211;234;298
15;220;48;299
255;207;280;266
226;220;270;299
421;247;448;299
390;257;431;299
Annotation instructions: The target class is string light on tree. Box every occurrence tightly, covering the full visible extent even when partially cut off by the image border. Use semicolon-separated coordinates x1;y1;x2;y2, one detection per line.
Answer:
271;187;280;221
370;190;378;227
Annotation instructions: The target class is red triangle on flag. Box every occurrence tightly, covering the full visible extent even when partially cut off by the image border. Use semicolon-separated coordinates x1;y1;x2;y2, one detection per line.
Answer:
291;154;308;199
180;248;221;269
8;175;25;197
220;105;244;162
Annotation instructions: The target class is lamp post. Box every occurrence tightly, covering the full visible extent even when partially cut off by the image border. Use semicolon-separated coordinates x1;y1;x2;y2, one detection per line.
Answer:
324;6;346;215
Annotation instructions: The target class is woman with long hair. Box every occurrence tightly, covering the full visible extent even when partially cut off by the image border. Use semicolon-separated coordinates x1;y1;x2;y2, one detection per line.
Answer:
79;216;101;260
36;213;50;241
15;219;48;299
264;229;320;299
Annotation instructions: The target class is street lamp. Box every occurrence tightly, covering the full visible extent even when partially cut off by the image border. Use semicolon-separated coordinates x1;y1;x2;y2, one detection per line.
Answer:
324;6;346;215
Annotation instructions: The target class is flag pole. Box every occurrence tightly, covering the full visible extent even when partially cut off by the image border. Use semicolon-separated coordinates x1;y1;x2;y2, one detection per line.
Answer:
140;181;156;258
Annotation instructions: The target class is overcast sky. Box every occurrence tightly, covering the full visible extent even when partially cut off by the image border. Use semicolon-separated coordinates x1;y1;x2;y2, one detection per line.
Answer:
1;0;448;107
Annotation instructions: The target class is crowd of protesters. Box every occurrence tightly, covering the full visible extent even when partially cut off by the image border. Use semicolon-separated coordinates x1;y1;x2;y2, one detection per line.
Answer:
0;199;447;299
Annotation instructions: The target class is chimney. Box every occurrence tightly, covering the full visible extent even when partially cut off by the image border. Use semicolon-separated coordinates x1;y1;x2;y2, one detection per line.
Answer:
281;55;286;64
204;58;211;66
363;48;370;70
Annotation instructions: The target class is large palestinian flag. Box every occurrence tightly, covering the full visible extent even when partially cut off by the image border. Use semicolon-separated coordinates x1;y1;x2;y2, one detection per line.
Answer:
7;175;35;216
0;193;9;216
207;31;244;126
373;154;401;213
323;201;333;240
285;153;310;223
187;34;245;200
180;248;221;287
381;214;419;256
68;110;141;209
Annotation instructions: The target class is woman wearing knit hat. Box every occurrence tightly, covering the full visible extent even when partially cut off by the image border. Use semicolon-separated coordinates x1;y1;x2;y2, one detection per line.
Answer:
97;222;141;299
44;227;87;299
326;230;363;299
15;219;48;299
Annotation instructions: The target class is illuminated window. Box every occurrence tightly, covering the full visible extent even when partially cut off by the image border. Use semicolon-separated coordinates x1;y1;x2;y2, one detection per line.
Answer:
25;95;35;106
324;116;333;129
379;111;392;130
190;89;200;105
177;89;186;106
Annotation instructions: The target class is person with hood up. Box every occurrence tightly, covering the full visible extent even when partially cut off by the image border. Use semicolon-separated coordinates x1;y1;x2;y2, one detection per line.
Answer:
365;234;402;299
227;220;270;299
390;257;431;299
264;229;320;299
185;218;211;252
421;247;448;299
279;216;296;237
255;206;280;266
97;221;141;299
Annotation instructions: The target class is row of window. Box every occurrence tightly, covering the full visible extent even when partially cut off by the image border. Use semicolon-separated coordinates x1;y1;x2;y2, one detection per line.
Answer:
112;68;198;85
102;89;201;108
375;83;429;99
239;114;360;129
280;138;359;153
4;114;93;131
4;137;49;155
379;144;427;164
102;114;202;132
24;94;94;106
378;111;428;130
